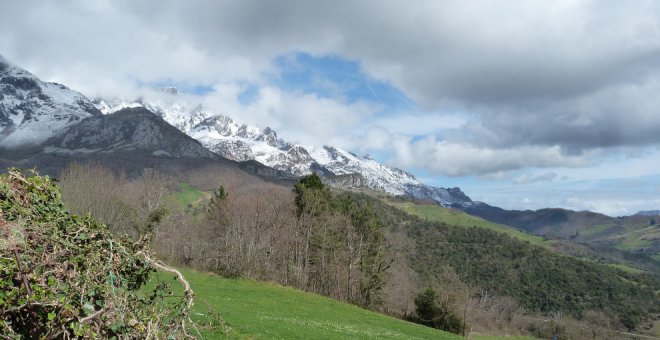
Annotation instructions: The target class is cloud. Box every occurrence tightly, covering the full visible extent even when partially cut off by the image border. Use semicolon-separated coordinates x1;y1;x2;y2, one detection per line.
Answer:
200;85;381;148
2;0;660;177
394;138;589;177
562;196;660;217
513;172;558;185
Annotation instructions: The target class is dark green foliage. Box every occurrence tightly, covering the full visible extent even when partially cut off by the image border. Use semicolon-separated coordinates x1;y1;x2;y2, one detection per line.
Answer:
293;173;327;216
411;288;464;335
295;173;325;191
207;185;230;224
338;196;392;308
212;185;228;202
408;220;660;330
293;176;391;308
0;169;191;338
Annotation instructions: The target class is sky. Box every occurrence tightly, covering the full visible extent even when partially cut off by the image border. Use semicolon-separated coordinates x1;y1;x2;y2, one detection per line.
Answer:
2;0;660;216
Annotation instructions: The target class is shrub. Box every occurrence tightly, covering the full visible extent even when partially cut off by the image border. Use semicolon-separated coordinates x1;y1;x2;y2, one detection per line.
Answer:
411;288;465;334
0;169;193;338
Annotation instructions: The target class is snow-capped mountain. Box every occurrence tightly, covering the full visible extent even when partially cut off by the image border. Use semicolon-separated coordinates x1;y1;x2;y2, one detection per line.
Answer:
0;54;471;206
0;54;101;149
94;94;473;206
94;96;319;175
43;107;217;159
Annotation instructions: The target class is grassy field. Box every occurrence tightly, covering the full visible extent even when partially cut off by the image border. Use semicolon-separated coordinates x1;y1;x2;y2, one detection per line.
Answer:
652;320;660;337
173;182;208;209
606;263;647;274
580;223;617;236
151;268;462;339
615;225;658;251
472;336;539;340
389;201;551;247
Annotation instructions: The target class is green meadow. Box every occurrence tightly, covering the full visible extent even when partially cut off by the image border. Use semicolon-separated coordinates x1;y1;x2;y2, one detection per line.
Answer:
151;268;462;339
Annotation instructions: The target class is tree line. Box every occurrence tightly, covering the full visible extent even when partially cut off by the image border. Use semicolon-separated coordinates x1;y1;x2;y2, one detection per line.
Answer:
59;164;391;310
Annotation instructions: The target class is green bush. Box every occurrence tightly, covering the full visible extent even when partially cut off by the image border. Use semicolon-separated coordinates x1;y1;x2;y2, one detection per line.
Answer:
0;169;192;338
410;288;465;335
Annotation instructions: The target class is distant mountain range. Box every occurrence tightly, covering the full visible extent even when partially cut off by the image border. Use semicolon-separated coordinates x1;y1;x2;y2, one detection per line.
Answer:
92;94;473;206
43;106;217;159
636;210;660;217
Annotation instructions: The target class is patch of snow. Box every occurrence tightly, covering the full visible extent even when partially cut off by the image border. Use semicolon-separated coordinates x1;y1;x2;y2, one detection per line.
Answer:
152;149;171;157
42;146;101;155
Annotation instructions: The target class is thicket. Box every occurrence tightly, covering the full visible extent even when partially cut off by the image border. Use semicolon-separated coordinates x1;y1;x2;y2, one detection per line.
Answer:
194;172;392;308
0;169;193;338
409;287;465;334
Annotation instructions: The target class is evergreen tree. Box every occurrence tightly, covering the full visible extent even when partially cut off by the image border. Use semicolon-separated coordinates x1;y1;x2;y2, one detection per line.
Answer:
293;173;327;216
413;288;465;335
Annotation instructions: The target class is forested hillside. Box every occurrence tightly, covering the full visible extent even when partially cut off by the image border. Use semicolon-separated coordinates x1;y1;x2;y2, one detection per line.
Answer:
356;194;660;331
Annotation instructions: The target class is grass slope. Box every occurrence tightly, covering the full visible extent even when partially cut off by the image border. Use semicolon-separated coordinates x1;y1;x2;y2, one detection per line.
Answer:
173;182;208;209
154;268;462;339
389;201;550;246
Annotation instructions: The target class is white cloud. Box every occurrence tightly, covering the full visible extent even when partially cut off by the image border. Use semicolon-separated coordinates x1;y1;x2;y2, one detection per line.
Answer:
513;172;558;185
2;0;660;183
364;133;590;177
199;85;381;148
373;112;469;136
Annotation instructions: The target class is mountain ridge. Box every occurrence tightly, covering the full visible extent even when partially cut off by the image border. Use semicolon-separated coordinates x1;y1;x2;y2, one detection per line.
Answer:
93;94;474;206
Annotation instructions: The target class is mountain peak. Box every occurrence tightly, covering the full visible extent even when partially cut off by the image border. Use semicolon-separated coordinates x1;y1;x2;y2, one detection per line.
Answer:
0;55;101;149
0;54;31;78
43;106;217;159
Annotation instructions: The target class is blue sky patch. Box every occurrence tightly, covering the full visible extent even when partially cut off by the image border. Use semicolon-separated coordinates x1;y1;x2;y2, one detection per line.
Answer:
238;83;260;105
271;52;413;109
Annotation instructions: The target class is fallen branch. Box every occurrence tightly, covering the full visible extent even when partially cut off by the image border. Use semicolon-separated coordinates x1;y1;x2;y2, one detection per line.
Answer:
137;251;194;338
80;308;105;324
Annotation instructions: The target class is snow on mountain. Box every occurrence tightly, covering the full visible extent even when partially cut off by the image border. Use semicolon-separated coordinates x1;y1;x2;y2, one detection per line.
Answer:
94;96;317;175
43;107;217;159
94;96;208;133
188;115;317;176
94;93;473;206
0;54;101;149
307;146;418;196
